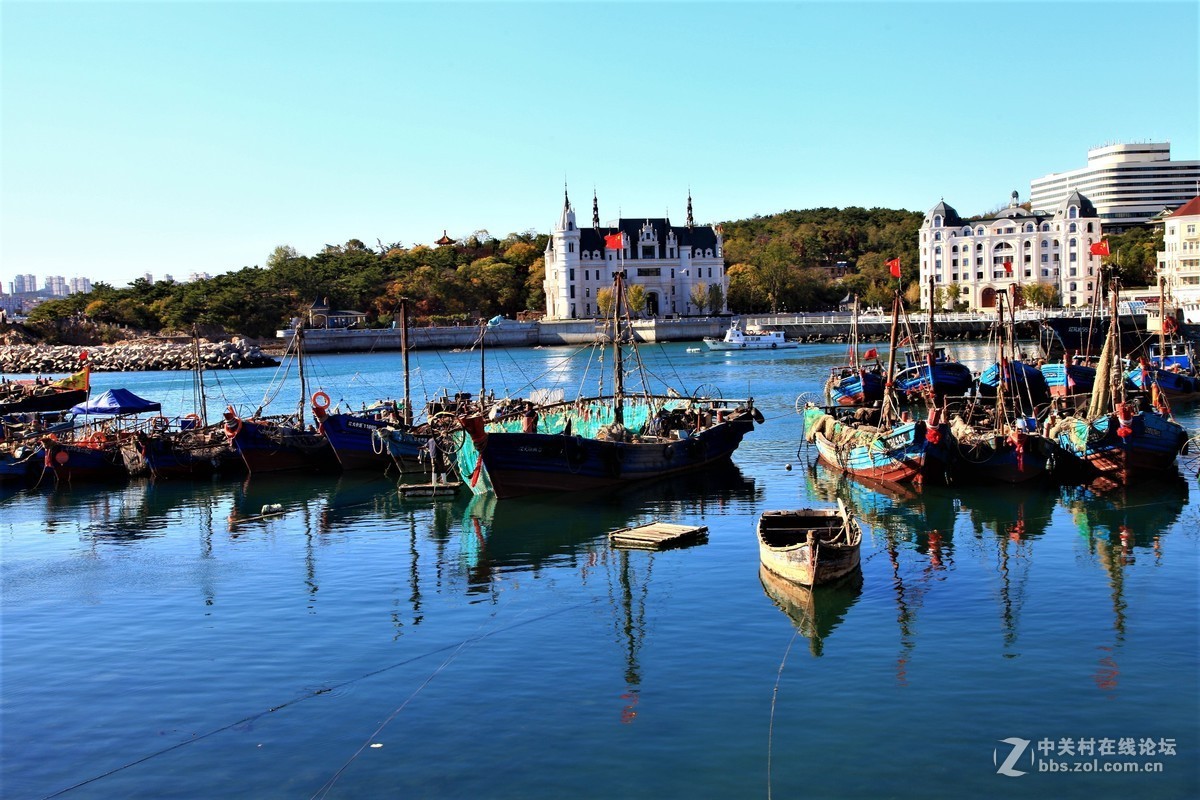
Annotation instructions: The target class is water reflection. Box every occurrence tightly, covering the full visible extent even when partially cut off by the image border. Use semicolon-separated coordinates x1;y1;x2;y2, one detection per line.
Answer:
457;462;759;595
759;565;863;657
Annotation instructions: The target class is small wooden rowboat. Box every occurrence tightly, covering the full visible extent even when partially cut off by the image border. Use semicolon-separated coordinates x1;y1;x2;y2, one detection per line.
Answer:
757;499;862;586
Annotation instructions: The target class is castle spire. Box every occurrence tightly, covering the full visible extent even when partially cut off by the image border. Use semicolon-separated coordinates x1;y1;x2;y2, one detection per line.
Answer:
686;190;694;229
592;189;600;230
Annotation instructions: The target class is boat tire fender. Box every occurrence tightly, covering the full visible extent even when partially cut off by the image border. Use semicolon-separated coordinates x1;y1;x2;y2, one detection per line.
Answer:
751;407;765;424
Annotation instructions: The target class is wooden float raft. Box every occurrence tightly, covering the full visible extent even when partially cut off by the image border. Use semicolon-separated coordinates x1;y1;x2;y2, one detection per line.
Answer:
609;521;708;551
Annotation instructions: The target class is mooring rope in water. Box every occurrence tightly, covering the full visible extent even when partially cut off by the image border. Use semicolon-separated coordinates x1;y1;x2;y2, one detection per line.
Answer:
39;600;598;800
309;623;484;800
766;625;801;800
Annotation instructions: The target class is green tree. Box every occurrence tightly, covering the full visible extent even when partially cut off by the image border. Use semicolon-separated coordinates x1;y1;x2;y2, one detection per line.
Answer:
625;284;647;317
707;282;725;314
689;283;709;315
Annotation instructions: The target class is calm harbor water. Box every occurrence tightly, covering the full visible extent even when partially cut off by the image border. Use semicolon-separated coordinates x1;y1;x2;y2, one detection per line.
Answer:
2;342;1198;799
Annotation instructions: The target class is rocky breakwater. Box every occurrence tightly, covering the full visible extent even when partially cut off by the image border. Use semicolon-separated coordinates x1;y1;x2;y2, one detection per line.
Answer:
0;339;279;374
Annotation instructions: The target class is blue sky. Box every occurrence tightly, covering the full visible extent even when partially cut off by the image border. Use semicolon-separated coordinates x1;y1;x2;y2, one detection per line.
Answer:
2;1;1197;290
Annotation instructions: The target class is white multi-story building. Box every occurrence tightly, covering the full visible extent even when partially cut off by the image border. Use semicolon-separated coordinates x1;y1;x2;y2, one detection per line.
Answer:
1030;142;1200;233
1157;196;1200;323
69;277;92;294
542;189;727;320
919;190;1105;310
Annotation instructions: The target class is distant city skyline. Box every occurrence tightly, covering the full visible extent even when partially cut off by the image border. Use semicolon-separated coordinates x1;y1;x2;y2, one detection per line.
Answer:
2;1;1197;289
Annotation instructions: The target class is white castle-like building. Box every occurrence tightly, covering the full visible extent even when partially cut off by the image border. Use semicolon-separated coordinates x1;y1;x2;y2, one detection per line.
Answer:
542;189;727;320
918;190;1105;310
1158;196;1200;323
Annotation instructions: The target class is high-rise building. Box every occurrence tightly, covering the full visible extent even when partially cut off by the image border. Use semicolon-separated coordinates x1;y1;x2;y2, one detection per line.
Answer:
69;277;93;295
9;274;37;294
542;188;726;320
1030;142;1200;233
45;275;68;296
919;190;1104;310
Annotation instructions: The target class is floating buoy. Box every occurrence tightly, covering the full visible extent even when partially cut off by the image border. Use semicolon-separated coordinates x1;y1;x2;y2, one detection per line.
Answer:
785;463;792;471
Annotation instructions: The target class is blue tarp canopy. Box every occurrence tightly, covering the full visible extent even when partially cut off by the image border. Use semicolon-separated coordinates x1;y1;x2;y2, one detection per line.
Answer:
70;388;161;416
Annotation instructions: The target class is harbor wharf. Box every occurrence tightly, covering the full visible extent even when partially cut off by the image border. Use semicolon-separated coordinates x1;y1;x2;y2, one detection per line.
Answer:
282;311;1043;353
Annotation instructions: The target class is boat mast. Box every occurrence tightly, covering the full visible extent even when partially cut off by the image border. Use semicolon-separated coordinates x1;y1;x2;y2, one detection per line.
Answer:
192;324;208;426
613;271;625;425
1159;275;1167;358
296;321;307;427
850;296;859;369
399;297;411;424
479;318;487;408
881;292;901;427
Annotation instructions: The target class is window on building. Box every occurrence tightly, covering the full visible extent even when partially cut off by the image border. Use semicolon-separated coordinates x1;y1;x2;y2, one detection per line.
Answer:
1041;254;1048;263
586;304;591;315
1024;270;1032;278
569;269;574;280
1069;223;1077;233
952;258;958;267
585;288;590;297
934;215;942;226
1069;207;1078;219
935;232;942;241
1070;253;1077;262
977;271;984;280
976;257;983;266
952;273;959;281
637;268;661;277
976;227;984;235
584;270;589;280
568;243;574;253
1070;282;1077;291
641;245;654;259
570;286;575;298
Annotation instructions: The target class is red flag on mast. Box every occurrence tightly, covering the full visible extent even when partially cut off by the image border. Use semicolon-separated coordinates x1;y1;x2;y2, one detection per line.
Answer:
886;258;901;278
1090;240;1110;256
604;233;623;250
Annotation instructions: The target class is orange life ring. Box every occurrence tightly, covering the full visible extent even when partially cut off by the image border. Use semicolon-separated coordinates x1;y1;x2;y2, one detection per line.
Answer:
184;413;201;423
311;391;331;410
55;450;70;465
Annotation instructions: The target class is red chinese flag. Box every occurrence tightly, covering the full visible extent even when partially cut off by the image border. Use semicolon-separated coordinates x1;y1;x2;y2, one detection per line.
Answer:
863;347;878;360
886;258;901;278
1003;260;1013;274
604;233;623;250
1090;240;1110;256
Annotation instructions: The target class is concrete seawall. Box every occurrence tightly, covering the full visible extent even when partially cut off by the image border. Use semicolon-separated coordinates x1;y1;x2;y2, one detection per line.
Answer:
285;314;1039;353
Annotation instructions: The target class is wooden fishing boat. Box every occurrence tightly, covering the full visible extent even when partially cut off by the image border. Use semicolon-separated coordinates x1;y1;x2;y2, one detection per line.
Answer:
803;294;952;486
315;299;432;471
0;361;90;416
951;291;1057;484
825;298;885;407
449;271;762;499
222;325;338;475
757;500;862;586
1050;285;1189;487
